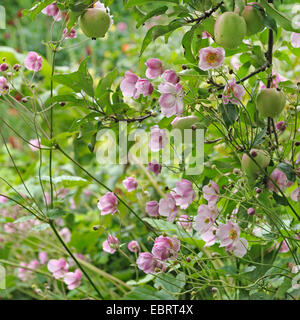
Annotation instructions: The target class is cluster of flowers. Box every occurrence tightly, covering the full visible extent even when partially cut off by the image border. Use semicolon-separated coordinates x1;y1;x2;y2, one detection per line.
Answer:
47;258;82;290
120;58;183;118
119;46;246;122
97;175;249;275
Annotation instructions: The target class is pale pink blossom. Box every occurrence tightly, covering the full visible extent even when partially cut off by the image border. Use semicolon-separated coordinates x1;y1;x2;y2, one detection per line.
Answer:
97;192;118;215
0;195;7;203
146;200;159;217
216;221;240;248
152;236;180;260
267;168;293;193
42;2;62;21
291;188;300;202
28;259;40;270
18;263;30;282
259;72;285;89
120;71;139;97
69;197;76;210
103;235;119;254
291;32;300;48
227;237;248;258
177;215;193;231
59;227;71;243
145;58;164;79
158;82;184;118
202;31;212;39
117;22;127;32
163;70;179;84
158;193;178;222
38;251;48;264
24;52;42;72
122;177;138;192
173;179;195;210
63;28;77;39
47;258;69;279
147;160;162;176
64;269;82;290
198;47;225;71
230;55;241;70
133;79;153;99
194;204;218;235
149;125;168;151
0;76;8;91
201;227;218;247
277;240;289;253
4;223;16;233
136;252;166;274
222;78;245;105
203;180;219;205
29;138;43;151
128;240;140;253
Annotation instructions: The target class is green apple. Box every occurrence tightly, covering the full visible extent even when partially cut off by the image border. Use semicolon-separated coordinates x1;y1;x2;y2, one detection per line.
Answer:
241;149;270;178
241;2;265;36
256;88;286;118
79;8;111;39
214;12;247;49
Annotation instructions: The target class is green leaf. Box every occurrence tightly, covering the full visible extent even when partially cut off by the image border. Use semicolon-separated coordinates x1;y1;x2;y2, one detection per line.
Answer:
125;285;175;300
53;57;94;97
136;6;168;29
182;27;197;63
126;0;178;8
273;192;288;206
252;127;267;147
260;0;300;32
47;209;67;219
140;19;185;56
32;223;50;231
218;103;239;128
23;0;54;20
277;163;296;182
95;69;117;109
263;14;277;33
45;95;86;107
40;175;90;187
154;273;185;293
13;215;36;224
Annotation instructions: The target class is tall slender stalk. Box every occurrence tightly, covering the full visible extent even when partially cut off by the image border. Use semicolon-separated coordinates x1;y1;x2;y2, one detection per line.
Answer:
49;220;104;299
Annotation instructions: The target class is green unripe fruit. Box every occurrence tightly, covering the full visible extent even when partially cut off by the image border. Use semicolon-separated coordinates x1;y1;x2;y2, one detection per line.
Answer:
171;116;200;131
256;88;286;118
214;12;247;49
79;8;111;39
241;2;265;36
241;149;270;178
